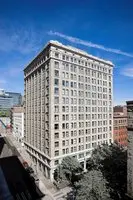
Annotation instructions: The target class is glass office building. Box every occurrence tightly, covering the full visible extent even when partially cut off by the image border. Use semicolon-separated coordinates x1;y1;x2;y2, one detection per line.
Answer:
0;89;22;110
7;92;22;106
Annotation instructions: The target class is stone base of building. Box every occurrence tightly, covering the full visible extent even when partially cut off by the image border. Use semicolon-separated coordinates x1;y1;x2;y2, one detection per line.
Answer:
24;142;54;181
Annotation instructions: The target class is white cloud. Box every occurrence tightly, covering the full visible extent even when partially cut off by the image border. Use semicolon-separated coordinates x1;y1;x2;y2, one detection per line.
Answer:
48;31;133;58
121;67;133;77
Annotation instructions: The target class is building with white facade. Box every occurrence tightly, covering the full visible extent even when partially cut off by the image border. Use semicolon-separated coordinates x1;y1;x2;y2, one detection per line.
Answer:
11;106;24;145
24;40;113;180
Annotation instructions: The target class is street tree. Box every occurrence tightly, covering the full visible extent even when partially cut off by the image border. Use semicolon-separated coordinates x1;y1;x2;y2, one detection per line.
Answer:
75;170;112;200
54;156;83;185
87;143;127;200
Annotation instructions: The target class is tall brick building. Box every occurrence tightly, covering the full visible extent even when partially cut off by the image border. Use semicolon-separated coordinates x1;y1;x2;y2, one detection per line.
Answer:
113;106;127;147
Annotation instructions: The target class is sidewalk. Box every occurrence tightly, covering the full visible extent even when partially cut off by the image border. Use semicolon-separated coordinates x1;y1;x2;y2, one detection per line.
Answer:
7;134;71;200
6;135;55;200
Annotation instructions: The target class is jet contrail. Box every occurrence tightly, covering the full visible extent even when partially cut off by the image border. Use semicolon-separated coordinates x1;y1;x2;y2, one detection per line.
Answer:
48;30;133;58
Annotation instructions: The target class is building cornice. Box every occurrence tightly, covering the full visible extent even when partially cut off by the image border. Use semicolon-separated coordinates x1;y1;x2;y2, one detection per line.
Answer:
24;40;114;72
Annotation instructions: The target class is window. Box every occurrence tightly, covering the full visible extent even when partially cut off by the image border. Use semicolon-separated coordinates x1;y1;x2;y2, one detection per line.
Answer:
66;56;69;61
62;97;65;104
54;124;59;130
54;106;59;113
55;141;59;147
66;148;69;154
55;53;59;58
71;82;73;88
66;123;69;129
54;61;59;69
54;115;59;121
62;106;65;112
62;54;65;60
66;106;69;112
66;72;69;79
66;81;69;87
55;70;59;77
54;97;59;104
62;89;65;95
55;150;59;156
66;131;69;137
54;132;59;139
62;149;65;154
54;160;59;165
62;72;65;78
66;98;69;104
54;87;59;95
71;147;73;152
66;63;69;71
62;123;65;129
92;142;97;148
62;140;65;146
54;79;59;86
62;80;65;86
62;115;65;120
62;132;65;138
66;89;69;96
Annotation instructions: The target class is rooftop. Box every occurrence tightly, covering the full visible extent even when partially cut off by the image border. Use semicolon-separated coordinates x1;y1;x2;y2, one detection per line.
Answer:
49;40;114;66
24;40;114;71
11;106;24;113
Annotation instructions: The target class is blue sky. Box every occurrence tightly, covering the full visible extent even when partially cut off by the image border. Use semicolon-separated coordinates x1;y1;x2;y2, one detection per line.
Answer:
0;0;133;105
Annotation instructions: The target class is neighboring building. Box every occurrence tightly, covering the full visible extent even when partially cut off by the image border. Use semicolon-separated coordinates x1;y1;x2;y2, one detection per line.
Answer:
0;89;22;110
11;106;24;144
114;105;127;116
113;106;127;147
0;89;13;110
7;92;22;106
24;40;113;180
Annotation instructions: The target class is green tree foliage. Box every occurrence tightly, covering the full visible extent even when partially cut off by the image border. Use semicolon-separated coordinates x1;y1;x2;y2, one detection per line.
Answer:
87;143;127;200
75;170;112;200
0;109;10;117
54;165;66;182
54;156;83;185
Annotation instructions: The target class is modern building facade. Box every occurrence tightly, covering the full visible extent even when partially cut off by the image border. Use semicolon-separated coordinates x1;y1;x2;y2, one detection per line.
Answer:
127;101;133;199
11;106;24;145
113;106;127;147
7;92;22;106
24;40;113;180
0;89;22;110
0;89;13;110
